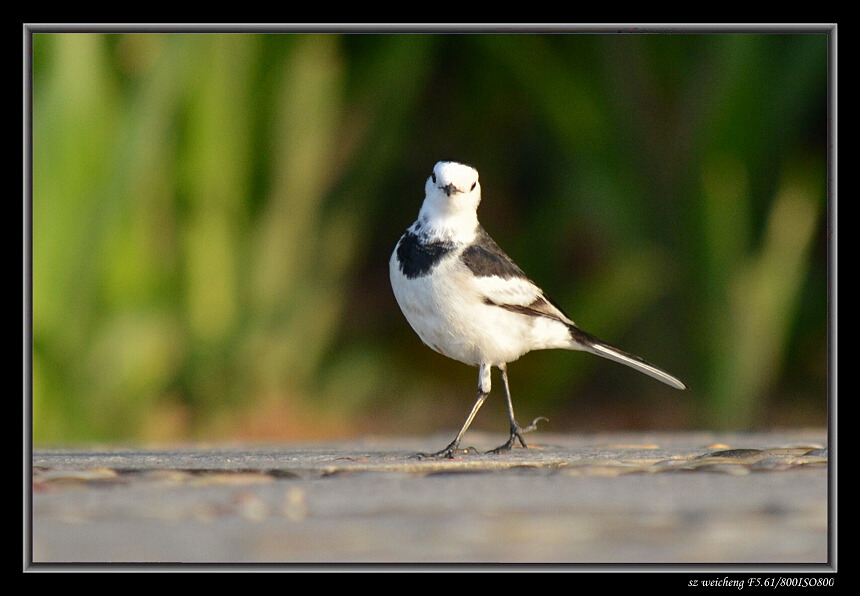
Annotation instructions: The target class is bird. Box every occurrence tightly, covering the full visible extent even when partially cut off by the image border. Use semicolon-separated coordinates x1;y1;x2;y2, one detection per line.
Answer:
389;160;687;458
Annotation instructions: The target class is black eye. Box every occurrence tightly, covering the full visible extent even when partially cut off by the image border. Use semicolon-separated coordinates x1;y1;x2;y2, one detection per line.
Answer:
431;172;437;183
470;182;477;191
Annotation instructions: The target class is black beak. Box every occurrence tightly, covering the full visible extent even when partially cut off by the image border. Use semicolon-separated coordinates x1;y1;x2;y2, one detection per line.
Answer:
442;183;457;196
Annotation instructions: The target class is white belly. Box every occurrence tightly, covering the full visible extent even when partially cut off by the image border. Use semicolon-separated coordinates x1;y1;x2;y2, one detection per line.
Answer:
389;250;572;367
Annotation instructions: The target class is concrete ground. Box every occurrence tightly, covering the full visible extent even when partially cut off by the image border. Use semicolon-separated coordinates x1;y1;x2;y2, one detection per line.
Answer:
29;429;831;568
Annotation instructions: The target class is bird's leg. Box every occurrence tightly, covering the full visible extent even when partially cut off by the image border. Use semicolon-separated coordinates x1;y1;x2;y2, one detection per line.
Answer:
419;364;492;459
488;364;547;454
418;394;485;459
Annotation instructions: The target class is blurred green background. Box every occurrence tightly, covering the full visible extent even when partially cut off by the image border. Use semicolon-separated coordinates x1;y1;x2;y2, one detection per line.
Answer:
29;31;829;445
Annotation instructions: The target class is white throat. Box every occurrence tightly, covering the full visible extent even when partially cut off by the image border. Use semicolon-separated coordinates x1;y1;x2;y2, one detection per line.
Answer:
415;161;483;243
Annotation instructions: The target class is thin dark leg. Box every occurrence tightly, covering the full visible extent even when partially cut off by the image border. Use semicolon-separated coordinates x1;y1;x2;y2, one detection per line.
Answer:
419;389;488;459
488;364;546;454
419;363;493;459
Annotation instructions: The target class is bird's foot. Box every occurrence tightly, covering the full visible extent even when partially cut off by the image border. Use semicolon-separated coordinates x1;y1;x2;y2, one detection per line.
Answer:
519;416;548;434
487;417;548;454
415;440;477;460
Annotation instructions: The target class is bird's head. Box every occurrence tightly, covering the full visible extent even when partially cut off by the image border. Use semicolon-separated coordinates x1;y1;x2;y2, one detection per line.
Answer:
419;161;482;240
426;160;481;199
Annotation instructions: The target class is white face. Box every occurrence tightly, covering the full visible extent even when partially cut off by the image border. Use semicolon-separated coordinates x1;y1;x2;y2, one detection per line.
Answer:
427;161;480;196
422;161;482;219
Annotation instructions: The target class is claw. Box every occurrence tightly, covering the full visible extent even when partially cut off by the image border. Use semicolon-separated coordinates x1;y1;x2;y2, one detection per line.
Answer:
415;442;477;459
487;416;548;454
416;448;456;460
487;436;518;454
520;416;549;434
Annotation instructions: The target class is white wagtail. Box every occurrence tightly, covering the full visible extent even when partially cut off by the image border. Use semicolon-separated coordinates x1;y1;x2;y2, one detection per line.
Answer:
390;161;687;458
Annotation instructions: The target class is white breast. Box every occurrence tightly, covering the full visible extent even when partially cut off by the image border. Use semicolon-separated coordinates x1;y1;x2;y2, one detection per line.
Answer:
389;247;573;367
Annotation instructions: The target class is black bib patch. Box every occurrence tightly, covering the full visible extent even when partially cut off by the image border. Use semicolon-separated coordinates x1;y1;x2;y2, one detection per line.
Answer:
396;231;454;279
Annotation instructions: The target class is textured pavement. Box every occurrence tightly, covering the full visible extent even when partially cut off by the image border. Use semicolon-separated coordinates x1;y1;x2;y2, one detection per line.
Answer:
29;429;830;566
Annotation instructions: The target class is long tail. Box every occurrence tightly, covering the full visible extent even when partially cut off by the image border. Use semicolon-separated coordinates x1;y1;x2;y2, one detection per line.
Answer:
569;326;687;390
